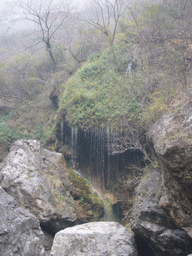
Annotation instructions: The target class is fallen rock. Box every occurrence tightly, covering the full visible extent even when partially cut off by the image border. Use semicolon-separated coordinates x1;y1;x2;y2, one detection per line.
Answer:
50;221;137;256
0;140;104;238
0;185;45;256
147;86;192;237
130;170;192;256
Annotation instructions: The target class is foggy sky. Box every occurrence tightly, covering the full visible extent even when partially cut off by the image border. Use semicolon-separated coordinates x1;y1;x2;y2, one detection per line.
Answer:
0;0;87;35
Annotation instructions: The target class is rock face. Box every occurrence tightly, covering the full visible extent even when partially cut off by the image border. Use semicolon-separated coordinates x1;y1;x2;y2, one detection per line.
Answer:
147;86;192;238
0;140;104;237
50;221;137;256
130;171;192;256
0;185;45;256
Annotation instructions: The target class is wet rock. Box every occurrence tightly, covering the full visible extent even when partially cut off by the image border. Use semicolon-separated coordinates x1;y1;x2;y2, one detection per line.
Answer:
130;171;192;256
0;140;104;238
0;185;45;256
147;86;192;238
50;221;137;256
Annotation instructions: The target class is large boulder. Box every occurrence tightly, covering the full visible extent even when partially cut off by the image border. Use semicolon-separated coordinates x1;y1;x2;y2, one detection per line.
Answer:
0;140;104;237
50;221;137;256
130;170;192;256
0;186;45;256
147;86;192;237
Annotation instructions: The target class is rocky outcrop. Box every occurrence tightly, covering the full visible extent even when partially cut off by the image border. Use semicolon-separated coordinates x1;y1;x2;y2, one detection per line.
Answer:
147;86;192;238
130;170;192;256
0;140;104;237
50;221;137;256
0;185;45;256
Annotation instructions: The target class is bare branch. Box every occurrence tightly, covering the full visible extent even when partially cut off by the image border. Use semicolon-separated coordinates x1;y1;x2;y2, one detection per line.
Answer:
18;0;72;68
78;0;129;45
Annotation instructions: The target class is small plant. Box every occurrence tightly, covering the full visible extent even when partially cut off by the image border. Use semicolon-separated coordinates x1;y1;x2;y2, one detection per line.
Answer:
79;196;86;205
150;160;159;169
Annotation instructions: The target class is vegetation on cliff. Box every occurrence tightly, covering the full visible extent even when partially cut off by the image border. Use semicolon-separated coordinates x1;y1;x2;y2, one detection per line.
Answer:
69;170;104;220
58;49;143;130
1;0;192;154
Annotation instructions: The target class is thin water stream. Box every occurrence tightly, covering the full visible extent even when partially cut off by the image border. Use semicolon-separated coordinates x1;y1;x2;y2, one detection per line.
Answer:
74;170;116;221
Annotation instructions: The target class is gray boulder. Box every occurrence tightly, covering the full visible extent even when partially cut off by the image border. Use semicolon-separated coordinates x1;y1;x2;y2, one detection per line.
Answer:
0;140;104;236
0;140;76;231
130;171;192;256
50;221;137;256
0;185;45;256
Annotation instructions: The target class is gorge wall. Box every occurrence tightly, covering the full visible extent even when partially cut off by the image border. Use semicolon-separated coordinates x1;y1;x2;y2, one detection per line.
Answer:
130;86;192;255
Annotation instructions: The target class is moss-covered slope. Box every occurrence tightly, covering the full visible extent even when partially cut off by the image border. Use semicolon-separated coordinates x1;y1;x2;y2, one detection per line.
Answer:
58;48;144;131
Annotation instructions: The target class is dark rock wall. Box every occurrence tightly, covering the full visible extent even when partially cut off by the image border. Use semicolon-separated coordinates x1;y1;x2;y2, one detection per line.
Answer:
130;171;192;256
147;86;192;238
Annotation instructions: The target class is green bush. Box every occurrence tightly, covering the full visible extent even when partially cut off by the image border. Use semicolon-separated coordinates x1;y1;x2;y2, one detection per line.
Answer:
0;114;30;146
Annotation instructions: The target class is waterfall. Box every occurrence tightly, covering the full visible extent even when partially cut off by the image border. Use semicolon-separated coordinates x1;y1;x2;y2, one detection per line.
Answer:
103;198;116;221
71;127;74;152
69;127;116;189
74;127;78;153
107;127;110;188
73;170;115;221
59;121;143;190
71;127;78;153
61;122;64;143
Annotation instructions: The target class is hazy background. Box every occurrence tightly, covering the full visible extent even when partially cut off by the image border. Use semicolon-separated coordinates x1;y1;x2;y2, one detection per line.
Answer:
0;0;87;35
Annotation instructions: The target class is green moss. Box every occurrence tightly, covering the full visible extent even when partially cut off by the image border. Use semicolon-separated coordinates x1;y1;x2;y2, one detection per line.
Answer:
69;170;104;219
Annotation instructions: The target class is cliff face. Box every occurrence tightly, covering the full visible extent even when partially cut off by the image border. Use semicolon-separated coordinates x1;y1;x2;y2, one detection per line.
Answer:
0;186;45;256
147;86;192;238
130;171;192;256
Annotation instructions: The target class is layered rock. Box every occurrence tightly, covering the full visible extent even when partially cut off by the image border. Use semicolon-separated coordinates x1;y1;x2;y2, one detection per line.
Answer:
0;185;45;256
130;170;192;256
50;221;137;256
0;140;104;237
148;86;192;238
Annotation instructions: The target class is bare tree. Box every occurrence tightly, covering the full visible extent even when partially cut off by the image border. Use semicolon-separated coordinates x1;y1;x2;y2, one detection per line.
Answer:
18;0;72;68
78;0;130;46
163;0;191;21
162;0;192;87
106;117;152;163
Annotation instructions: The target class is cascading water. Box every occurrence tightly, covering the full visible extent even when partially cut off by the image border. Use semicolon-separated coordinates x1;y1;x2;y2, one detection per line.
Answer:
59;122;143;190
107;127;110;184
73;170;116;221
61;122;64;144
